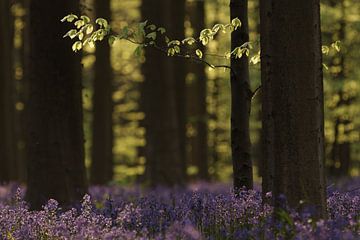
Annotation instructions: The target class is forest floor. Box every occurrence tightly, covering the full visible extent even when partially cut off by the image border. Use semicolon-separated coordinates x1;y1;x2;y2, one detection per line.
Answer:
0;178;359;239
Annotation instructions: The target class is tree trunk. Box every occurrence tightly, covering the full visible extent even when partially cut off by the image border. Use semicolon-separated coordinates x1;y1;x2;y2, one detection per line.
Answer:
0;0;17;183
259;0;274;200
262;0;326;216
26;0;87;209
141;0;186;186
230;0;253;190
186;0;209;181
90;0;114;185
0;0;12;183
329;0;351;177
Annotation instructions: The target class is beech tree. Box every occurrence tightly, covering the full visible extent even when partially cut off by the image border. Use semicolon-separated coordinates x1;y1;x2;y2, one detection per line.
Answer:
141;0;186;186
186;0;209;181
90;0;114;185
0;0;16;182
26;0;87;209
230;0;253;190
260;0;327;216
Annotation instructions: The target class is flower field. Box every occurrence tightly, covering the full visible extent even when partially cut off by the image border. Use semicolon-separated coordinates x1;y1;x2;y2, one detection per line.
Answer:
0;179;359;239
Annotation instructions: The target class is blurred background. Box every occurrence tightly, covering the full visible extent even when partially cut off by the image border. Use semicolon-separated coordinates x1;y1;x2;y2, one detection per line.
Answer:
1;0;359;186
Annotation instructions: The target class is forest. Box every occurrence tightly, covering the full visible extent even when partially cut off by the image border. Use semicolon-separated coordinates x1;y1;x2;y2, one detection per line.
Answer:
0;0;359;239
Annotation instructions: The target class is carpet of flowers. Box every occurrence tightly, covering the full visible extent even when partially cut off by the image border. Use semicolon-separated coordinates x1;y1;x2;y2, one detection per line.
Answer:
0;179;359;239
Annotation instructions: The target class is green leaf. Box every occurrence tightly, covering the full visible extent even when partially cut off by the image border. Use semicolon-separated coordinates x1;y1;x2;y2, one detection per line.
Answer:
174;45;180;54
61;14;78;23
63;29;77;39
323;63;329;70
86;24;94;35
196;49;203;59
157;27;166;34
96;18;109;28
167;48;176;56
78;32;84;41
147;24;157;31
322;46;330;55
231;17;241;30
146;32;157;40
74;20;85;29
81;15;91;24
212;24;225;33
168;40;181;46
331;40;341;52
134;45;143;58
200;29;213;46
108;35;117;45
138;20;148;31
182;37;196;45
250;51;261;64
72;41;83;52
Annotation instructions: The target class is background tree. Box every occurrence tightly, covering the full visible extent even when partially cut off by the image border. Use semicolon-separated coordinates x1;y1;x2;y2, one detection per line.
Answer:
186;0;209;181
0;0;16;183
261;0;327;215
141;0;186;186
90;0;114;185
26;0;87;209
259;0;274;199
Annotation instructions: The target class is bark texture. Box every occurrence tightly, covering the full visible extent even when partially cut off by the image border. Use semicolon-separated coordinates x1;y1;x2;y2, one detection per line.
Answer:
230;0;253;190
259;0;274;200
262;0;327;216
26;0;87;209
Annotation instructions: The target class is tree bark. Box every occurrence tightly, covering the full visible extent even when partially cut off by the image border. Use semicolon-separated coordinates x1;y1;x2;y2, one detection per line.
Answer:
259;0;274;200
26;0;87;209
262;0;326;216
0;0;17;183
90;0;114;185
230;0;253;190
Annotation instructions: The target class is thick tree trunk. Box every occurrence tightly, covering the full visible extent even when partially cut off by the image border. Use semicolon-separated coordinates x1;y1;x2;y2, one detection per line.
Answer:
263;0;326;216
259;0;274;200
230;0;253;190
187;0;209;181
26;0;87;209
141;0;186;186
0;0;17;183
90;0;114;185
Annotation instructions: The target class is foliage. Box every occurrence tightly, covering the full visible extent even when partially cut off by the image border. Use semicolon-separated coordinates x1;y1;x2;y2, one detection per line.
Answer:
61;14;259;68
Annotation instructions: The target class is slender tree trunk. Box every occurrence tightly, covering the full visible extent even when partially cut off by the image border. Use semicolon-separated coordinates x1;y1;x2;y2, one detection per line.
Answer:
169;0;187;182
262;0;326;216
90;0;114;185
330;0;351;177
259;0;274;200
26;0;87;209
187;0;209;181
230;0;253;190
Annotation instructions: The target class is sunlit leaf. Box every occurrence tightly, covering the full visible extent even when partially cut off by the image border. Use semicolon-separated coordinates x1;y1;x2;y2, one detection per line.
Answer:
231;17;241;30
146;32;157;40
96;18;109;28
196;49;203;59
72;41;82;52
61;14;78;23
